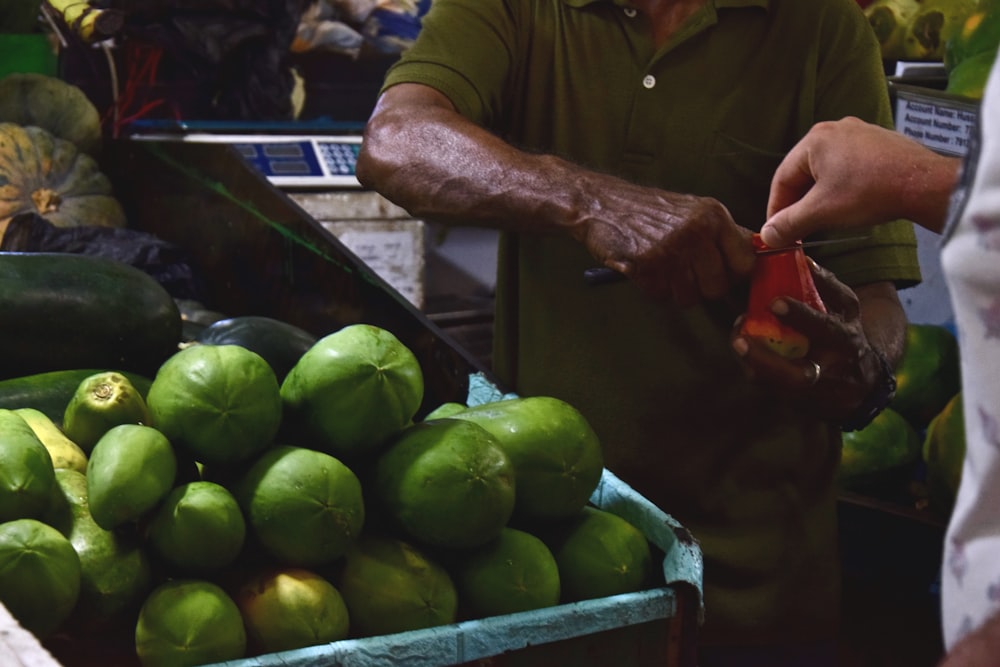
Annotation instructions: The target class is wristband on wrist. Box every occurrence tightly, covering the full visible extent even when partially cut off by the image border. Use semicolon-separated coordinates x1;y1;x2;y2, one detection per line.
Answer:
840;347;897;433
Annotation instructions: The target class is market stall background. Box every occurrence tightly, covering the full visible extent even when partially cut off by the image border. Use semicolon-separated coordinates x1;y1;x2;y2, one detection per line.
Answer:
0;0;994;664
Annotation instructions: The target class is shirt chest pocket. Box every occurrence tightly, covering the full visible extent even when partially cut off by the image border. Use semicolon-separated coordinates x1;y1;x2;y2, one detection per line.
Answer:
705;131;785;230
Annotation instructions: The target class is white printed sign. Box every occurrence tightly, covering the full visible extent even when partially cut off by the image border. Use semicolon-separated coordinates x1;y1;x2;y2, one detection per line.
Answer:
322;220;426;309
894;90;979;157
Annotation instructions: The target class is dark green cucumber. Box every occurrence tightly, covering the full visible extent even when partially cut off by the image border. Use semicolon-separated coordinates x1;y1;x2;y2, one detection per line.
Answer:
0;252;182;380
0;369;153;424
195;315;318;381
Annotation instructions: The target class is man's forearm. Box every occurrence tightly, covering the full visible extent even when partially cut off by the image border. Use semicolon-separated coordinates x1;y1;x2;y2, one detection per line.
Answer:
357;84;756;302
357;88;591;238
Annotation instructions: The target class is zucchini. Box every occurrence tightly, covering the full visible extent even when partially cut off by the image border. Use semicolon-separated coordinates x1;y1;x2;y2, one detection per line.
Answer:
0;252;182;380
0;369;153;424
195;315;318;381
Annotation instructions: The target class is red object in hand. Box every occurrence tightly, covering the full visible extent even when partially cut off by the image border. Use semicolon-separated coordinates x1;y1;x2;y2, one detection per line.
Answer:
739;234;827;359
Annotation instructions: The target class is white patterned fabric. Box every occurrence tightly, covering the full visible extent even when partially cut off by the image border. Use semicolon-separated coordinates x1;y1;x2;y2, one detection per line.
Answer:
939;57;1000;650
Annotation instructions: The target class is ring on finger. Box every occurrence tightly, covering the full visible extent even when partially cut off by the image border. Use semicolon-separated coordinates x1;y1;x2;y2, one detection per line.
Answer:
806;360;821;385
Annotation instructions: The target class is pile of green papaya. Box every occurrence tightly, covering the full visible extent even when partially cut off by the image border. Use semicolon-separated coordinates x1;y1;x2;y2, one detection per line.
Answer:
0;250;658;667
837;323;964;520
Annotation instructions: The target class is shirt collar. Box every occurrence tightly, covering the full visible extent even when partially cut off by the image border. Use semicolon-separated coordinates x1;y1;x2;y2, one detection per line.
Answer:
562;0;769;11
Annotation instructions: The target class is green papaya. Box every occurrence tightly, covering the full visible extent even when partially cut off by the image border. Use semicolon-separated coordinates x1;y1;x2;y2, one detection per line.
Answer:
15;407;87;474
0;519;80;638
838;407;922;495
86;423;177;530
535;506;654;603
0;408;56;522
423;401;467;420
923;392;966;519
374;419;515;549
45;468;153;625
62;371;152;453
337;534;458;637
446;396;604;521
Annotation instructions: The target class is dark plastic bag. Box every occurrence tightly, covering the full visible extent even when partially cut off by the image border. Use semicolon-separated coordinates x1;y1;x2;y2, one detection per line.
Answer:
0;213;205;301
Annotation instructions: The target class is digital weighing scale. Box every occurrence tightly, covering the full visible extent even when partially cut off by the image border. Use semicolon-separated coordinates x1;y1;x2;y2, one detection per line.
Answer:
126;120;366;189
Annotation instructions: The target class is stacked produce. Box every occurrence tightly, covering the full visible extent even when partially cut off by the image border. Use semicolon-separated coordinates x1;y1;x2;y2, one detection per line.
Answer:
0;261;658;666
0;73;125;241
864;0;960;60
837;322;965;520
866;0;977;61
863;0;1000;99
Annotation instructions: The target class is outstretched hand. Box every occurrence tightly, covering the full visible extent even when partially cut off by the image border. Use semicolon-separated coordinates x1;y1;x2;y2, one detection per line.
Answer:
762;117;959;247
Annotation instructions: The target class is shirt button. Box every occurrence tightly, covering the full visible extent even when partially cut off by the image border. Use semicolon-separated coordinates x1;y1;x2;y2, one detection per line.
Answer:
623;7;637;17
642;74;656;89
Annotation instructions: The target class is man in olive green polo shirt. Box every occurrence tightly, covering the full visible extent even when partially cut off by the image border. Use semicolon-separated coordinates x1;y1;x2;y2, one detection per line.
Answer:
356;0;921;663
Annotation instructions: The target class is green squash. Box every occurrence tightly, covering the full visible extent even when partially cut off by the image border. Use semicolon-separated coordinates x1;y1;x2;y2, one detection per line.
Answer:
0;252;182;380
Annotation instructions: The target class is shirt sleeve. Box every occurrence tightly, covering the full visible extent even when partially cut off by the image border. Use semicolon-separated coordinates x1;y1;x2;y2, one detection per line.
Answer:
380;0;518;127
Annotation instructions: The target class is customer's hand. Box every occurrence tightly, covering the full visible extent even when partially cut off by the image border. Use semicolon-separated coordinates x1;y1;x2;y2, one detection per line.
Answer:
763;116;959;246
578;184;756;306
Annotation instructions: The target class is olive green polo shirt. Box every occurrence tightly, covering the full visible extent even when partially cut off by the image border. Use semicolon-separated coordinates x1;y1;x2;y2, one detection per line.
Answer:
382;0;922;647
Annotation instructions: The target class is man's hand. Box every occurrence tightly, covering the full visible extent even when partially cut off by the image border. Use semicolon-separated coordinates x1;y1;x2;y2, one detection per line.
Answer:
762;116;959;247
730;258;887;423
575;182;756;306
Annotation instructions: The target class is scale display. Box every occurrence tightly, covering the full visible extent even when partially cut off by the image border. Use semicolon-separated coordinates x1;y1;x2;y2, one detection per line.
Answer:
130;133;363;188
